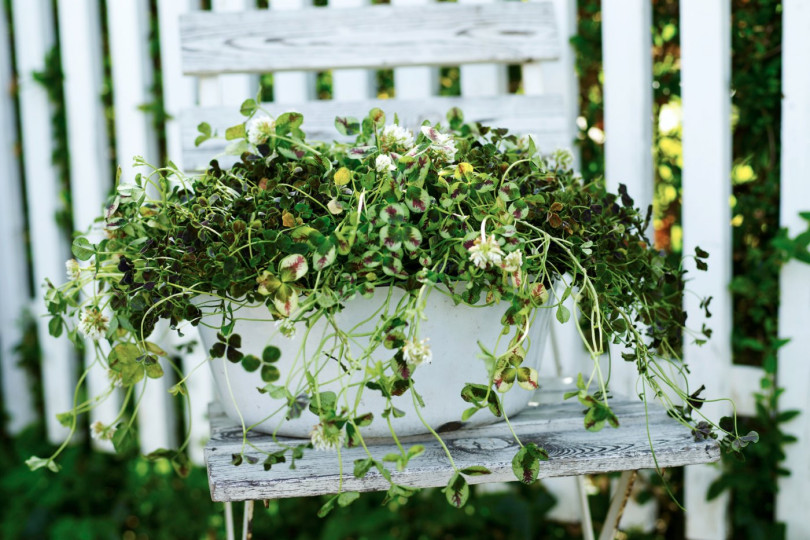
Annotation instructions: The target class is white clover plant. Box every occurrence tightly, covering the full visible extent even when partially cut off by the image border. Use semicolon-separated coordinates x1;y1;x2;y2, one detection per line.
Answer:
31;101;757;512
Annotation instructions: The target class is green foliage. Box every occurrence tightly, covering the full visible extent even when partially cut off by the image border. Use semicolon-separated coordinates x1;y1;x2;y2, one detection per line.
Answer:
571;0;605;179
1;426;221;540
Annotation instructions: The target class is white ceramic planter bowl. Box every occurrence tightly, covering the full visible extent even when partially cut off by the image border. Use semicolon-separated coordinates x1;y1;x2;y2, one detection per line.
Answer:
196;287;552;439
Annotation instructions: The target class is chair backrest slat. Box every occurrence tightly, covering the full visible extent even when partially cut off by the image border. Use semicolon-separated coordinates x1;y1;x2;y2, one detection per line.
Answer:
181;94;567;171
179;2;560;75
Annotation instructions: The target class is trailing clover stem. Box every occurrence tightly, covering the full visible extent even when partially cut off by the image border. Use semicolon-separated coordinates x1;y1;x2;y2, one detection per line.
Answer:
640;376;684;510
500;406;523;449
345;417;391;488
277;184;331;215
409;381;457;472
519;220;610;405
126;368;155;432
606;294;741;437
45;355;112;465
385;408;407;459
136;289;199;350
300;313;326;412
498;158;532;190
220;355;250;453
163;357;194;454
410;284;433;338
169;351;211;394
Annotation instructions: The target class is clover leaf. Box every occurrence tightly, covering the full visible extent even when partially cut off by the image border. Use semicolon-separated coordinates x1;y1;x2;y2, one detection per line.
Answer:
209;332;243;363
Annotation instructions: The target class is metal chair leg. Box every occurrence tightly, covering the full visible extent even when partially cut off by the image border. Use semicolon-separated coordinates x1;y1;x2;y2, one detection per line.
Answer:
225;502;235;540
598;470;637;540
577;475;596;540
241;500;255;540
224;500;255;540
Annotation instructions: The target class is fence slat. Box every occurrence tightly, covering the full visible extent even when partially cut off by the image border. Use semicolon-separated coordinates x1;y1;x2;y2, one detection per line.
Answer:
106;0;160;182
0;3;35;433
212;0;257;105
680;1;732;539
56;0;119;451
107;0;175;454
158;0;197;170
729;364;759;417
530;0;577;155
600;5;658;532
601;0;652;407
11;0;76;442
272;0;316;104
601;0;653;229
458;0;508;97
777;2;810;538
157;0;212;465
330;0;376;102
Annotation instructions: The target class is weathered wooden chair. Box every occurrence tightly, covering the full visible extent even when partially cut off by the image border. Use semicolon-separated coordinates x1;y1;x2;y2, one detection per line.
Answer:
175;3;718;539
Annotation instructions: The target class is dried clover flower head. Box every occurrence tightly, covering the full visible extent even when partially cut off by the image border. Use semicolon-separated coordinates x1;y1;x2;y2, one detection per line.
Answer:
107;369;124;388
79;307;109;341
501;250;523;273
90;420;116;441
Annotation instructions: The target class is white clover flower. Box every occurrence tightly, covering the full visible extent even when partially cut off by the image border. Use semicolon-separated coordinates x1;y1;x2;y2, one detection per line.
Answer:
90;420;116;441
79;307;109;341
65;259;81;281
402;338;432;366
501;250;523;273
310;423;345;452
375;153;396;173
468;234;504;270
420;126;457;163
274;319;297;339
246;114;276;145
381;124;414;150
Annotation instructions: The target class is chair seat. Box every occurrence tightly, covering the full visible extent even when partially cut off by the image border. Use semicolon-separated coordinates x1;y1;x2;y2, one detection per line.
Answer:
204;377;719;502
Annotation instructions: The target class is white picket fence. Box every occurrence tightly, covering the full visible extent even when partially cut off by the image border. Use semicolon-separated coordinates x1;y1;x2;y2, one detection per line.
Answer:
0;1;808;538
